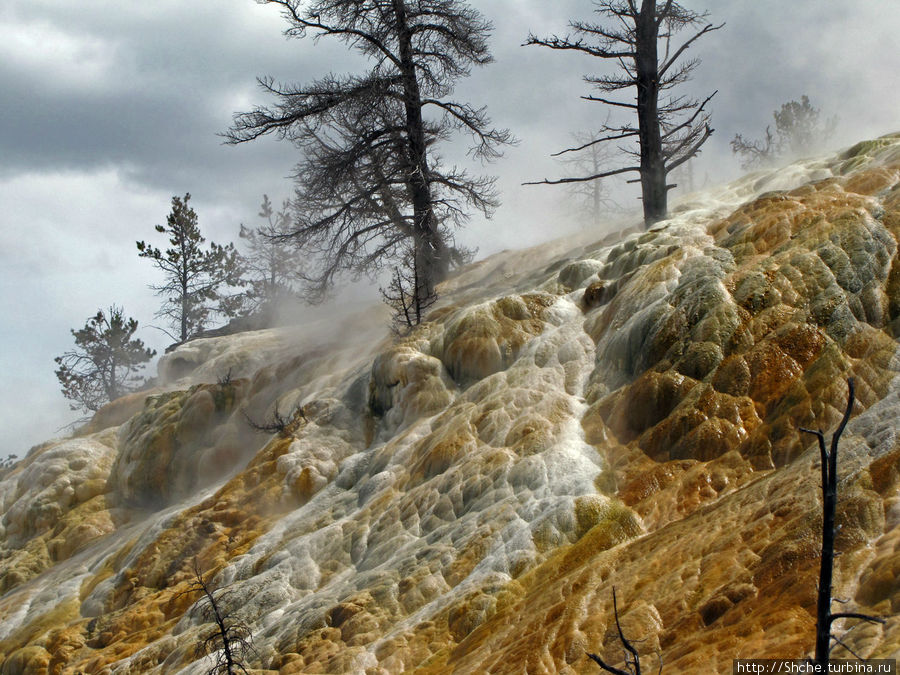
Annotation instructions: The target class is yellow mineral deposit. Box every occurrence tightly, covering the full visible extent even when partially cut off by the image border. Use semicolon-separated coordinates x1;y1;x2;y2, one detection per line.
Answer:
1;134;899;673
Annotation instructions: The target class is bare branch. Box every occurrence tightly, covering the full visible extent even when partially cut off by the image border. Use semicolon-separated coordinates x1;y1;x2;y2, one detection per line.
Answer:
582;95;638;109
661;91;716;140
184;558;256;674
658;23;724;77
551;130;639;157
586;588;644;674
522;165;640;186
524;33;635;59
664;123;714;175
242;401;307;437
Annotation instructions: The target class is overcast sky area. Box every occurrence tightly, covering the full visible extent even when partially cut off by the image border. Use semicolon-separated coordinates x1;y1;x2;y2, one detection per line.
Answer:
1;0;899;460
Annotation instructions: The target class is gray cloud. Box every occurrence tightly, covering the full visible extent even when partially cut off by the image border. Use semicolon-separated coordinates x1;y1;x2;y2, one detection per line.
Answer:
1;0;899;458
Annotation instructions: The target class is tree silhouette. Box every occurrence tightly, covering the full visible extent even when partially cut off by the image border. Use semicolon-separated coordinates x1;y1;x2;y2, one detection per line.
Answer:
54;306;155;413
799;379;883;667
225;0;512;319
137;194;244;343
557;127;625;226
587;588;661;674
380;247;438;333
525;0;722;227
731;95;838;169
242;400;307;438
237;195;300;322
183;559;255;675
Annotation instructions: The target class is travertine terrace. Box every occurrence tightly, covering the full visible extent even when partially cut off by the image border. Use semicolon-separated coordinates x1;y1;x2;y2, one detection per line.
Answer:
2;136;900;673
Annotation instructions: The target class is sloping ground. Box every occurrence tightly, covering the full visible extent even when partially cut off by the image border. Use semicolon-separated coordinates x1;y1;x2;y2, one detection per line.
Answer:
1;135;899;674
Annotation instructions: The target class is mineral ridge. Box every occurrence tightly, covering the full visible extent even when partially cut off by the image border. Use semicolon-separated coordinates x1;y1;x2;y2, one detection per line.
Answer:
2;136;900;673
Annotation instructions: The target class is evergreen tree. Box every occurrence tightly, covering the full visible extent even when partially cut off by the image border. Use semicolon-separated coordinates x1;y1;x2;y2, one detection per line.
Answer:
137;194;244;343
731;95;838;169
54;307;156;413
237;195;298;321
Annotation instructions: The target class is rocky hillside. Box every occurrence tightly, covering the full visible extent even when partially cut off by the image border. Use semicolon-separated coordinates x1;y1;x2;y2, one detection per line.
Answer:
1;135;900;674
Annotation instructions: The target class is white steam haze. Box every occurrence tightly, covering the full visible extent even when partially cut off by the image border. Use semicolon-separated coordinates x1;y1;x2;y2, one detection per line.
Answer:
0;0;898;461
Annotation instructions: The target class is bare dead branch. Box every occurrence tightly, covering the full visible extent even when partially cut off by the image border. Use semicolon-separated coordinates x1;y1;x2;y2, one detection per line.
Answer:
586;588;646;674
551;130;639;157
800;379;882;667
242;401;307;437
658;22;724;77
523;33;635;59
182;558;256;675
582;95;639;109
523;165;640;186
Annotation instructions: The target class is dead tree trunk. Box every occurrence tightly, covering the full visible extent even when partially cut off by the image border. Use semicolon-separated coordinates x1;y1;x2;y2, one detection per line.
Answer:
225;1;510;321
635;1;666;225
800;378;883;666
391;0;448;299
587;588;661;674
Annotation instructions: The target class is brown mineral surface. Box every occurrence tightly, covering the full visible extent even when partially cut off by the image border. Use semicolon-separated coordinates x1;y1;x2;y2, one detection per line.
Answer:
1;135;899;673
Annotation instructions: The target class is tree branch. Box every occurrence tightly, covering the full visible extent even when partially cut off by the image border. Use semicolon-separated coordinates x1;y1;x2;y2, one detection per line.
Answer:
582;95;638;109
551;130;639;157
523;165;640;186
524;33;635;59
658;22;724;78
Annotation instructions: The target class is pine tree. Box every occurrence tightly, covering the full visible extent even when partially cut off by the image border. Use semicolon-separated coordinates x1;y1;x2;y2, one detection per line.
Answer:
237;195;298;322
54;307;156;413
137;194;244;343
731;95;838;169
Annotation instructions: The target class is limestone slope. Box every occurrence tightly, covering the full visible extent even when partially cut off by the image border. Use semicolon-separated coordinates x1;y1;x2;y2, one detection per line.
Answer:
1;135;899;674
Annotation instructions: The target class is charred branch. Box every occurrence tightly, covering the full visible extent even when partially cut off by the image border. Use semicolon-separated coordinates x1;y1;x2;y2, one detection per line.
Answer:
180;559;255;675
551;129;639;157
243;401;307;437
587;588;661;674
523;165;640;186
799;379;884;667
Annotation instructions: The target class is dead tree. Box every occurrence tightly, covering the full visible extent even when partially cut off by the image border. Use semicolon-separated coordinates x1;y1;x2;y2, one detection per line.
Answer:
525;1;722;228
242;400;307;437
799;378;884;667
225;0;512;319
730;126;777;170
183;559;255;675
380;247;438;333
558;127;625;226
587;588;662;674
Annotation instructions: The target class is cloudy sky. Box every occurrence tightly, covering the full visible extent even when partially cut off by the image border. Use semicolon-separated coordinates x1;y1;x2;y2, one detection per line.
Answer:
1;0;898;459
